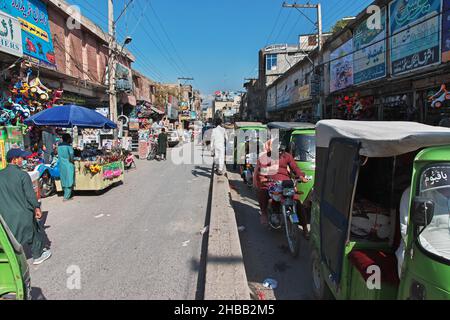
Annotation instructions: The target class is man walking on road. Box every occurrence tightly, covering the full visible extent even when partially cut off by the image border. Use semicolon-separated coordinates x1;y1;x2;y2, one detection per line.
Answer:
211;118;227;176
0;148;52;265
158;128;168;161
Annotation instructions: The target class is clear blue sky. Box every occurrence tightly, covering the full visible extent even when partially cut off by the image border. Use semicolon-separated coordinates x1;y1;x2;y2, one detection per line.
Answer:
68;0;373;95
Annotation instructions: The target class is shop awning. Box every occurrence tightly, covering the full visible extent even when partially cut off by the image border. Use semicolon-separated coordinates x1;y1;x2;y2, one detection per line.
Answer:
25;104;117;129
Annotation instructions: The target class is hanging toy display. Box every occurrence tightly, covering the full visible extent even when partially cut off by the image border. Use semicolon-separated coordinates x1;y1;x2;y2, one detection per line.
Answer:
0;68;63;127
429;84;450;109
336;94;374;120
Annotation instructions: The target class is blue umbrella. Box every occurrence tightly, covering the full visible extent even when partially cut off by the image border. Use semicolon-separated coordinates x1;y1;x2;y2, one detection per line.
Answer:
25;105;117;129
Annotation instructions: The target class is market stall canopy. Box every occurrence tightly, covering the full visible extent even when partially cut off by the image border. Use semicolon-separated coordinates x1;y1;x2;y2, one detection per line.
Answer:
25;105;117;129
316;120;450;158
268;122;315;130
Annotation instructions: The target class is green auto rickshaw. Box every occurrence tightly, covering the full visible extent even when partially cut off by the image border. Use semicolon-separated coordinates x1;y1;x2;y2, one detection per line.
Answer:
267;122;316;208
0;214;30;300
233;122;268;171
310;120;450;300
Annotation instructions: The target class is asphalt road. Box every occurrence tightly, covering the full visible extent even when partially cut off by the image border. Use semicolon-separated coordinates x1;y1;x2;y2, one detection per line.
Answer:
227;170;314;300
29;143;212;300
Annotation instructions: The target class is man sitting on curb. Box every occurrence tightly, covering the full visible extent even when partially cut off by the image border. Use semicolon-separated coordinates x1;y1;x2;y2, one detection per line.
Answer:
0;148;52;265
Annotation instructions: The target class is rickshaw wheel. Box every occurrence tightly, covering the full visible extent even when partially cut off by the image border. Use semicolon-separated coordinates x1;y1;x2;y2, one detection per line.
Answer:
311;249;333;300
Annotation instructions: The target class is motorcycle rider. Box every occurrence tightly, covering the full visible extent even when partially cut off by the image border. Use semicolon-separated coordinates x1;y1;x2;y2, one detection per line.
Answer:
255;139;309;237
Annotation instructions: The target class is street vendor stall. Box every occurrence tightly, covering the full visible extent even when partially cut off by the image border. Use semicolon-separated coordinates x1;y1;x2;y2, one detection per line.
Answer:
25;104;123;193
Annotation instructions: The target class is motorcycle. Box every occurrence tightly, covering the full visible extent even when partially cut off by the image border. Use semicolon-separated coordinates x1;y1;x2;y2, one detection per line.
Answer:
35;158;60;198
241;153;256;188
147;138;159;161
123;151;136;170
267;178;302;258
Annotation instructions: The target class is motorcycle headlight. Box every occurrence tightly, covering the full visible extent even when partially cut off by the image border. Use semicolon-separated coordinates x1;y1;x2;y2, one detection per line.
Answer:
0;292;17;300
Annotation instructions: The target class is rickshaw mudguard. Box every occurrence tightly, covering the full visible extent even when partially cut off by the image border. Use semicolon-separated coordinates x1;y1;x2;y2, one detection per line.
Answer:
0;216;26;300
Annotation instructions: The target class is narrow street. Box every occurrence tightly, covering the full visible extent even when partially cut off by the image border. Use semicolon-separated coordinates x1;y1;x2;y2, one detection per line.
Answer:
29;144;212;300
227;170;313;300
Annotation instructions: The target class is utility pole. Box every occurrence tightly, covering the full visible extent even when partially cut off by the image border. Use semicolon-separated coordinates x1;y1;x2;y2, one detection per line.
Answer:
108;0;118;139
108;0;134;141
282;2;324;120
282;2;323;51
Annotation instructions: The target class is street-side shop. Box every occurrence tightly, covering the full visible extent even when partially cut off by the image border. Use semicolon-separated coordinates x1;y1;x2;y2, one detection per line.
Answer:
24;104;124;194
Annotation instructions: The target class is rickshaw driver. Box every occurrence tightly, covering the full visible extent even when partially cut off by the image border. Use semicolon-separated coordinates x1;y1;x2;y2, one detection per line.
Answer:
254;139;309;229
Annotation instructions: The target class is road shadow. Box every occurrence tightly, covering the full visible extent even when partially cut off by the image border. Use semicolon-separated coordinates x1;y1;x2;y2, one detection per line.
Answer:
192;165;212;178
228;171;314;301
31;287;47;300
55;181;125;198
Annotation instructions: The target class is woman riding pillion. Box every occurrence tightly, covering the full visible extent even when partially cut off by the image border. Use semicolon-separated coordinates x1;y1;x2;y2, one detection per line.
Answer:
254;139;310;238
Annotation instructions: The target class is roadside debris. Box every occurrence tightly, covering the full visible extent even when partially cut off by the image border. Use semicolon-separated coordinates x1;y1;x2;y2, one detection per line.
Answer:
238;226;246;232
200;226;209;235
263;278;278;290
182;240;191;247
94;214;105;219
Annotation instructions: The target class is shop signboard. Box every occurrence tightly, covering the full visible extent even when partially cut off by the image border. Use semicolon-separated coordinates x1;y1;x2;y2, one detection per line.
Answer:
295;84;311;102
0;10;22;57
0;0;56;68
61;93;87;106
115;63;132;92
179;109;190;121
389;0;441;76
353;7;387;84
330;39;354;93
443;0;450;62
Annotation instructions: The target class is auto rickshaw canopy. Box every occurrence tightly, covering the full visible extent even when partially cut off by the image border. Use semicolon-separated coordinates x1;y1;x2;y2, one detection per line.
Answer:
316;120;450;158
234;122;267;129
268;122;315;130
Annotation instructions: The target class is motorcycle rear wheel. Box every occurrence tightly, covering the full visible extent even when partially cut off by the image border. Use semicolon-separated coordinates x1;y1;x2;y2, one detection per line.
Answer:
283;205;300;258
39;174;55;198
147;149;157;161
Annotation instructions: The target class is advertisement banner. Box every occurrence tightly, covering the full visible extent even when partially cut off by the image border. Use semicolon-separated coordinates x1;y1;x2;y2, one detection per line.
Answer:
296;84;311;102
443;0;450;62
0;10;22;57
389;0;441;76
0;0;56;68
354;7;386;84
330;39;354;93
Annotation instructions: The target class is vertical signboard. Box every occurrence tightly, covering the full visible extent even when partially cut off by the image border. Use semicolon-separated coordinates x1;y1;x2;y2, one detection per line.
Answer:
354;7;387;84
0;10;22;57
330;39;354;93
389;0;441;75
0;0;56;68
443;0;450;62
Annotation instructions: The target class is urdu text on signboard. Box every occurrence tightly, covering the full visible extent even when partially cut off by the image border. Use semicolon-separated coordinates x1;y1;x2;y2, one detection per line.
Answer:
389;0;441;76
353;7;387;84
0;0;56;68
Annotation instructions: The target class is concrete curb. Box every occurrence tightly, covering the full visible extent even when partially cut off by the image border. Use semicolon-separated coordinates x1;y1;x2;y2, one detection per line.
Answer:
204;172;251;300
